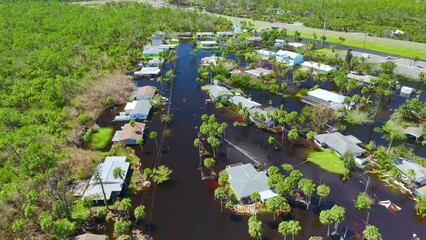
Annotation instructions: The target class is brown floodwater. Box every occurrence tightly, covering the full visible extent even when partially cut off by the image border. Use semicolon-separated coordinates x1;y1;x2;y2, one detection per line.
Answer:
95;41;426;239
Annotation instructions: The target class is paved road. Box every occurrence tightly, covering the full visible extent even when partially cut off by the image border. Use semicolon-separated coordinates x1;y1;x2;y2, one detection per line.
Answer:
337;51;426;78
215;14;426;52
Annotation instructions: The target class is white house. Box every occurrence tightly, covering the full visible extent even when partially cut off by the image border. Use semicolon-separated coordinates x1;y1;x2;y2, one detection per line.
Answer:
314;132;365;157
229;96;261;109
347;73;377;84
151;31;165;46
226;163;278;202
301;62;334;73
208;85;233;101
83;156;130;202
275;50;303;65
245;67;272;78
217;32;233;37
233;21;242;34
288;42;304;49
256;49;275;59
302;88;346;110
200;41;218;47
121;100;152;120
249;106;276;128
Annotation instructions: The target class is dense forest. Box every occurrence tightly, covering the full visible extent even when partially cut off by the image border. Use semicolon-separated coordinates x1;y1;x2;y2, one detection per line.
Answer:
0;1;230;238
172;0;426;43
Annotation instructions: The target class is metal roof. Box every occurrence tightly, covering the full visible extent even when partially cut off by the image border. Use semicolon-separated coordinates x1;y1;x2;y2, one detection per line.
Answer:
229;96;261;109
307;88;345;104
208;85;233;99
83;156;129;201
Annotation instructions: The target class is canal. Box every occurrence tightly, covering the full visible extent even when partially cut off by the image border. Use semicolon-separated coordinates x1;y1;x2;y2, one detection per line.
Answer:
124;41;426;239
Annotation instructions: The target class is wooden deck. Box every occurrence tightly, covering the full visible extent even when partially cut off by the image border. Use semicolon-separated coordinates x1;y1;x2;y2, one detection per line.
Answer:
232;204;257;215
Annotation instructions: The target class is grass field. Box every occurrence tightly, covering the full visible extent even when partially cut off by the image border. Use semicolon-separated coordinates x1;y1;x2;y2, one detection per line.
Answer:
286;30;426;60
307;149;347;175
88;127;114;150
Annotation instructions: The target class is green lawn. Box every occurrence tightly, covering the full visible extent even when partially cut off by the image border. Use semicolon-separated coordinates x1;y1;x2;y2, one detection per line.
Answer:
287;30;426;60
88;127;113;150
307;149;347;175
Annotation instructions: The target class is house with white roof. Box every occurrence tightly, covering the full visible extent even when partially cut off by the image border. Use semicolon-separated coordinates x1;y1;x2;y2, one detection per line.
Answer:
275;50;303;65
347;73;377;84
301;61;334;73
392;157;426;184
83;156;130;202
208;85;233;101
196;32;215;39
229;96;261;110
234;21;242;34
226;163;278;202
245;67;272;78
256;49;275;59
302;88;346;110
314;132;365;157
200;41;218;47
217;32;233;37
249;106;276;128
115;100;151;121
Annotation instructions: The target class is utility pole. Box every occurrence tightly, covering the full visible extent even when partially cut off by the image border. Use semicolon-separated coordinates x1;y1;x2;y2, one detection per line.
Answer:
321;13;327;48
362;32;367;53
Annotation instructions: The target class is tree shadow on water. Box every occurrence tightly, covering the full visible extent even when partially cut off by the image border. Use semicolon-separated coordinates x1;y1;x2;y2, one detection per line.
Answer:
229;214;242;222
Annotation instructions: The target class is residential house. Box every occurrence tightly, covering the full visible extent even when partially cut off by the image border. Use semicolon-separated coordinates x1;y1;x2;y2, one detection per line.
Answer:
201;56;223;66
404;126;422;141
217;32;233;38
147;58;163;67
302;88;346;110
275;50;304;65
131;86;156;100
314;132;365;157
83;156;130;202
229;96;261;110
233;21;242;34
288;42;304;49
245;67;273;78
249;106;276;128
301;61;334;73
196;32;215;39
246;37;263;47
134;67;161;77
226;163;278;202
127;100;152;120
208;85;233;101
256;49;275;59
71;233;107;240
112;122;146;145
151;31;165;46
392;157;426;185
347;73;377;85
177;32;192;38
200;40;218;47
400;86;414;97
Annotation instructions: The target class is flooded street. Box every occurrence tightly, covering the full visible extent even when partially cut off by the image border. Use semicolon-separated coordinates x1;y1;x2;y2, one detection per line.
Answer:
101;41;426;239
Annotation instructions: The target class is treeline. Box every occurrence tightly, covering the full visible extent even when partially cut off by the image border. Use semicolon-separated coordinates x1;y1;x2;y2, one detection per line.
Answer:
0;1;229;238
173;0;426;43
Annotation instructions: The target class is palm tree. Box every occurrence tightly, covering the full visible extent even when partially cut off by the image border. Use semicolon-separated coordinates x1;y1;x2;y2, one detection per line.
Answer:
113;166;127;188
363;225;381;240
330;205;345;232
278;221;290;240
317;184;330;207
250;192;261;216
204;157;216;174
120;198;132;220
149;131;158;149
287;220;301;240
92;164;109;209
248;215;263;240
407;169;416;184
134;205;146;225
298;178;316;210
214;187;227;213
319;209;333;236
265;196;290;220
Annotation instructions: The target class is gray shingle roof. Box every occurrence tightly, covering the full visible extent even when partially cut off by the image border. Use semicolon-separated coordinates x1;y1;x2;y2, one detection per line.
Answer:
314;132;364;156
226;164;270;200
